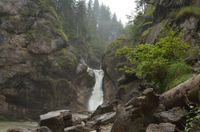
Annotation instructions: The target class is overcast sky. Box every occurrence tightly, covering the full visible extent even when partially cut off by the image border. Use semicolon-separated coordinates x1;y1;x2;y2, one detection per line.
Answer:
97;0;136;25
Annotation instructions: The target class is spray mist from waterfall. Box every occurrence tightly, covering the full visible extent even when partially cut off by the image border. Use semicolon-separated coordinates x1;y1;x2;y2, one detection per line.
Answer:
87;68;104;111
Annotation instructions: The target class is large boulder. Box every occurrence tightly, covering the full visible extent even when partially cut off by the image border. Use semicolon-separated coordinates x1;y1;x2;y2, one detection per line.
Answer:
111;89;159;132
40;110;73;132
87;112;116;129
154;107;187;123
90;102;114;118
146;123;176;132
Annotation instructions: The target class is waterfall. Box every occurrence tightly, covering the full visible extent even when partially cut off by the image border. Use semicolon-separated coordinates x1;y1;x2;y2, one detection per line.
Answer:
87;68;104;111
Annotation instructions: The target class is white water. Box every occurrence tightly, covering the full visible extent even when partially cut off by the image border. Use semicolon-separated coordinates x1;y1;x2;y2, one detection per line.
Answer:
88;68;104;111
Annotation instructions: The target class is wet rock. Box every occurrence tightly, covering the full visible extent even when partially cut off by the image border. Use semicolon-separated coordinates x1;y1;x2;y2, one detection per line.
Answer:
145;22;163;44
99;124;113;132
126;88;159;110
40;110;73;132
111;110;146;132
94;112;116;125
33;127;52;132
154;107;187;123
146;123;176;132
72;113;89;125
91;102;114;118
64;125;95;132
87;112;116;129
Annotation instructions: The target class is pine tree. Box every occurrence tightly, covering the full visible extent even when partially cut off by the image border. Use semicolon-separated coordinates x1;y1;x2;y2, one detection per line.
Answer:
75;0;87;38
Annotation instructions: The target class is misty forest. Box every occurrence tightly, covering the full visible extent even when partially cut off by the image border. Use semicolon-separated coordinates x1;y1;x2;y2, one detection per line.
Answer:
0;0;200;132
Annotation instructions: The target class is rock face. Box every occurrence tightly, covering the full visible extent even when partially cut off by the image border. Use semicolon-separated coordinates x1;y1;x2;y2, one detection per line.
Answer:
0;0;95;120
101;1;200;130
102;39;143;103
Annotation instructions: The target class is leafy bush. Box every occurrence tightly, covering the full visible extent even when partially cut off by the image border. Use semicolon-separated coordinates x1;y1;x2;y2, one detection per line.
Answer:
185;106;200;132
116;31;190;92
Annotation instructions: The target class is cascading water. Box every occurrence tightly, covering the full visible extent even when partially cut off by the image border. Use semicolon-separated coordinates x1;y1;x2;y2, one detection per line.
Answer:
87;68;104;111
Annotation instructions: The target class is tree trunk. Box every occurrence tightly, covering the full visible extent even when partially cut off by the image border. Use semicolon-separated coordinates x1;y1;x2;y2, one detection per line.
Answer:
159;74;200;109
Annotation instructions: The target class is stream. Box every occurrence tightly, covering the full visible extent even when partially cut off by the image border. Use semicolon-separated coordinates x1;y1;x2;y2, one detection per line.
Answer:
0;122;37;132
87;68;104;111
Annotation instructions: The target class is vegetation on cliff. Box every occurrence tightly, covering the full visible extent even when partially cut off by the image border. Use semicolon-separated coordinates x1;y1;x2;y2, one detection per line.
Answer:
102;0;200;131
116;31;191;92
104;0;200;94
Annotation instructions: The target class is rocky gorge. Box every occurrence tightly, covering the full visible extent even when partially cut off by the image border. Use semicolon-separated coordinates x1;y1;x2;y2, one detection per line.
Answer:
0;0;96;120
1;0;200;132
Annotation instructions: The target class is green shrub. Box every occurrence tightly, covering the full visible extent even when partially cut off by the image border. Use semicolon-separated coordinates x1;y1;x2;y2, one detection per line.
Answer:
160;62;192;92
116;31;190;93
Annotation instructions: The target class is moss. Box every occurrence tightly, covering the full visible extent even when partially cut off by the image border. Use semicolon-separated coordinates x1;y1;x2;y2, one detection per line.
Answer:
144;5;155;17
55;48;77;67
48;77;70;88
20;0;59;19
20;4;40;17
55;49;68;65
53;28;68;42
187;46;200;59
173;6;200;20
27;29;52;44
167;73;193;89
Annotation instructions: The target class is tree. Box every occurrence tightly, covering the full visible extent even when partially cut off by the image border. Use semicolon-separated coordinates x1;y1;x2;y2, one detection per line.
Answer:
56;0;77;35
75;0;87;38
87;0;97;40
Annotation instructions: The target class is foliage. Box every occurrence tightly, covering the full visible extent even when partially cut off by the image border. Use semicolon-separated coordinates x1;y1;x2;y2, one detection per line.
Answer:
144;4;155;16
125;12;147;43
185;106;200;132
54;0;123;58
116;31;190;92
55;48;77;67
125;3;155;43
160;62;192;92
